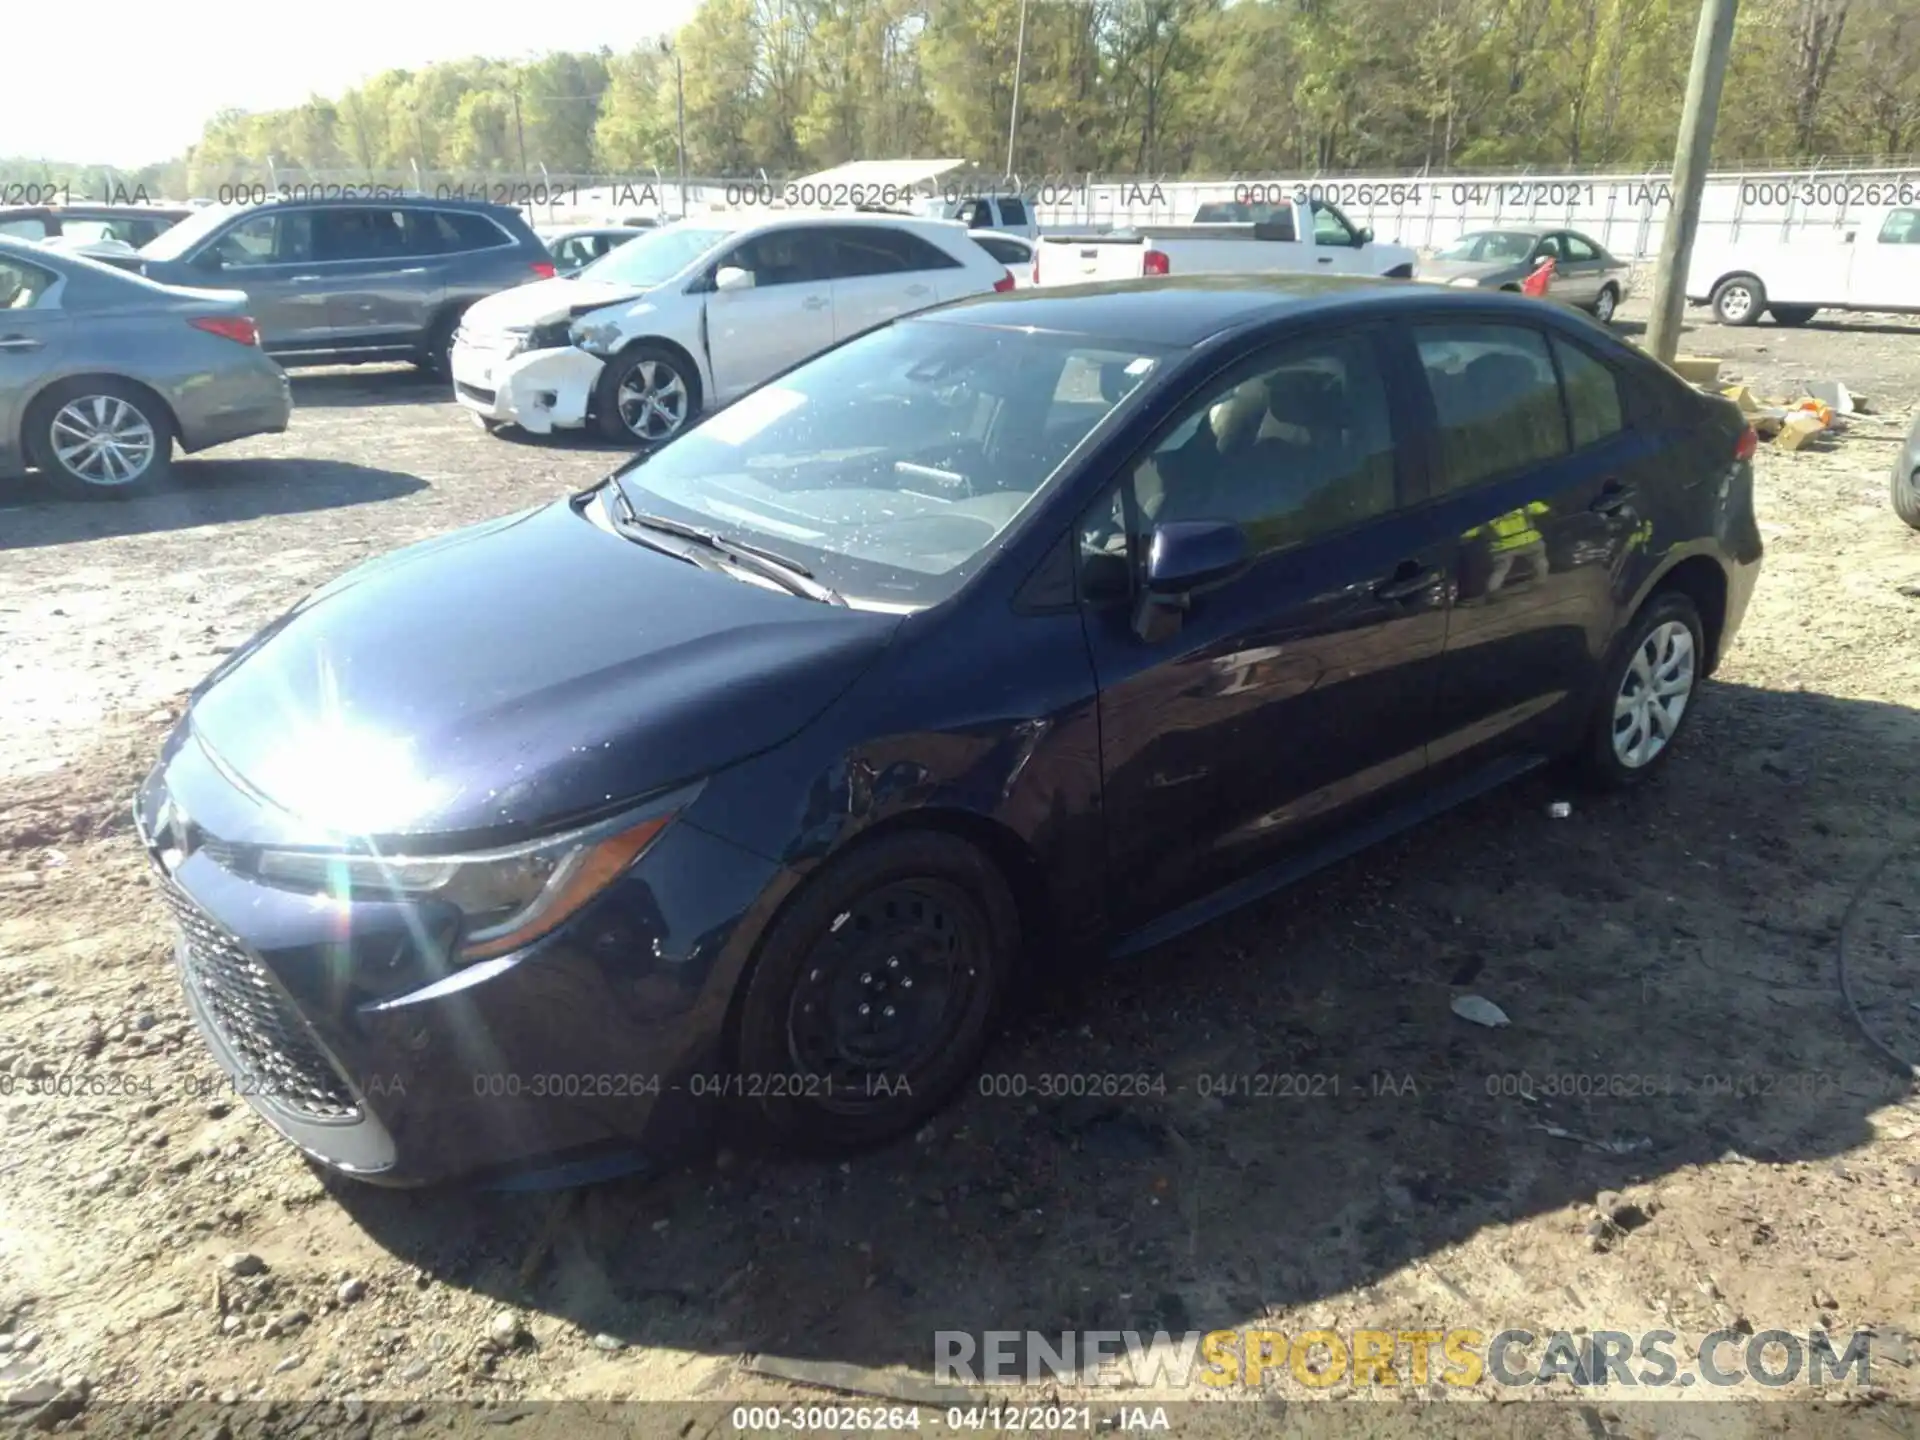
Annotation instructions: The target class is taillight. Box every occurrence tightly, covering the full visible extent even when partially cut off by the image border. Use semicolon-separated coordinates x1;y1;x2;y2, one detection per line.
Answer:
190;315;259;347
531;260;557;279
1734;424;1758;462
1031;253;1041;284
994;269;1016;293
1143;249;1170;276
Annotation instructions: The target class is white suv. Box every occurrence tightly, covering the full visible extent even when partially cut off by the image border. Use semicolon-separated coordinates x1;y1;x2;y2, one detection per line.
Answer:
453;212;1015;442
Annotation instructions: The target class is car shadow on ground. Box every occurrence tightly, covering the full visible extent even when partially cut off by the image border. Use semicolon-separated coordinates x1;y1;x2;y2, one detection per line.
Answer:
332;678;1920;1376
0;458;426;551
486;425;644;457
286;365;452;409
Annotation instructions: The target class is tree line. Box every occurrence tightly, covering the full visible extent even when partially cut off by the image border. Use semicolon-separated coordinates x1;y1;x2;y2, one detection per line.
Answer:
6;0;1915;198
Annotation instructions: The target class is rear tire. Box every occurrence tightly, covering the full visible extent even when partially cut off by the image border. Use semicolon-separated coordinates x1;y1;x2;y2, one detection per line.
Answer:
1592;284;1619;324
731;830;1019;1156
26;378;174;499
1575;592;1706;789
1769;305;1818;327
414;307;466;380
1711;274;1765;327
1893;465;1920;531
591;342;701;444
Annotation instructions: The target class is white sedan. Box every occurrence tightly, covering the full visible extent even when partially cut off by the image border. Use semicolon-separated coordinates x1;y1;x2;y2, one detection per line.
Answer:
452;212;1016;442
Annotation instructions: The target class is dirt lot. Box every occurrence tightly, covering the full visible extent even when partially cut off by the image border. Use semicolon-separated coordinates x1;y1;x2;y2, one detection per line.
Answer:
1;300;1918;1438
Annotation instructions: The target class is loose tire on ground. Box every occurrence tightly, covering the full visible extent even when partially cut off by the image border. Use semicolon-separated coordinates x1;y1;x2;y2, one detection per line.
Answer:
1769;305;1818;327
1893;465;1920;531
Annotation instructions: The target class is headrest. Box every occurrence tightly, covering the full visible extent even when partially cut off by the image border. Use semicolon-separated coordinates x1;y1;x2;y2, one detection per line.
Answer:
1207;381;1269;453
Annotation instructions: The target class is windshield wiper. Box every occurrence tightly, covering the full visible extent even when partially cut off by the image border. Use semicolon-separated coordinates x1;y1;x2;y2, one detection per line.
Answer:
604;487;846;606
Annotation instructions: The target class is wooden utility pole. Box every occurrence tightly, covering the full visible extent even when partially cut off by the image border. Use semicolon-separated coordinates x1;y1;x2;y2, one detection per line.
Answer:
1646;0;1741;363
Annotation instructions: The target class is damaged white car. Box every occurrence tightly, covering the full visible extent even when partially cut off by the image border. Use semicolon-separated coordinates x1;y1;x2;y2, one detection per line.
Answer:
451;212;1016;442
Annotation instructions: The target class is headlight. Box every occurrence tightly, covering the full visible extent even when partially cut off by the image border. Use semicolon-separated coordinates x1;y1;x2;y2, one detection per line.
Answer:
500;326;533;359
569;319;625;354
251;800;685;962
1448;276;1482;288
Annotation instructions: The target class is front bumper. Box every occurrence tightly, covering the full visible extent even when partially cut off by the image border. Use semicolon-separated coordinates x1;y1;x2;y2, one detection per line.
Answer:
451;336;603;435
134;728;787;1187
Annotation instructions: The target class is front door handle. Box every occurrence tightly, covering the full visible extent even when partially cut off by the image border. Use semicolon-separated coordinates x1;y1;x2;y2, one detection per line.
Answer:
802;295;829;310
1374;561;1444;602
1589;481;1638;515
0;336;42;352
288;274;323;283
906;284;931;296
1317;255;1333;264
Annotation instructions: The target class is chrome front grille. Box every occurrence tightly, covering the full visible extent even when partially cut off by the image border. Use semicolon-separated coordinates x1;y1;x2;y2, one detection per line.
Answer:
161;883;362;1122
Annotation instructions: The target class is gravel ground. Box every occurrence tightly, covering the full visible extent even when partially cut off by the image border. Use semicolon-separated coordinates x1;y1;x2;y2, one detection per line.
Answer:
1;298;1918;1438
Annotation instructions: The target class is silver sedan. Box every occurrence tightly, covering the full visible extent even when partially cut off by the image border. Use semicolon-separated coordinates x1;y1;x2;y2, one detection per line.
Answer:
1415;227;1633;323
0;236;290;496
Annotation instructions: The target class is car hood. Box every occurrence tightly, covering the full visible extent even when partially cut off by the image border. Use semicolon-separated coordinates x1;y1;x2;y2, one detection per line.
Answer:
463;277;653;331
182;496;900;844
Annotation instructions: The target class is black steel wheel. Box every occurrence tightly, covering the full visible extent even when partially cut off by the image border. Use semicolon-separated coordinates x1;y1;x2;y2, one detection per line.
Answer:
731;831;1018;1154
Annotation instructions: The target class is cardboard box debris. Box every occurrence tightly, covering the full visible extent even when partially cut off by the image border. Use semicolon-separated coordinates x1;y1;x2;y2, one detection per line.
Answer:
1776;412;1827;451
1805;379;1860;415
1721;385;1761;414
1672;356;1723;385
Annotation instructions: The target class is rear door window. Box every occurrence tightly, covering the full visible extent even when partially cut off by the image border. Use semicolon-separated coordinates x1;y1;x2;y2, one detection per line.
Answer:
1414;323;1570;492
1550;336;1625;448
0;256;59;309
999;198;1030;228
313;207;409;261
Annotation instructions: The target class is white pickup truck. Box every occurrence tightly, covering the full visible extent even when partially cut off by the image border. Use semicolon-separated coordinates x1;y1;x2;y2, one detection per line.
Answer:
1687;204;1920;326
1033;197;1417;286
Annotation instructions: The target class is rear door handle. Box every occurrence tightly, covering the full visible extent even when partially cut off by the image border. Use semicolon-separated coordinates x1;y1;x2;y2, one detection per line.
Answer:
1589;481;1638;515
0;336;42;352
802;295;829;310
905;283;931;296
1317;256;1333;264
1374;562;1444;602
288;274;323;283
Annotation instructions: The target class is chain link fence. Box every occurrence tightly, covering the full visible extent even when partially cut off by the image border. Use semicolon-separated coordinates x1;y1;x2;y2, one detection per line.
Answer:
148;156;1920;261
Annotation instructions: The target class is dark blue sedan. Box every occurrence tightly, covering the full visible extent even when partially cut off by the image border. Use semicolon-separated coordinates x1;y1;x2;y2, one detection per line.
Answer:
134;275;1763;1186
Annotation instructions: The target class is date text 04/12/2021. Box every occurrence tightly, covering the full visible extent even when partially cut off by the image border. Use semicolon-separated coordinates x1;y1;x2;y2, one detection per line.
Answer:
730;1405;1169;1433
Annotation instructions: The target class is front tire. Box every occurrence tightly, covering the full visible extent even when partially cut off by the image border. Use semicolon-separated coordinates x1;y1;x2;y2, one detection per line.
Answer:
731;830;1019;1155
592;343;701;443
27;379;174;498
1592;284;1619;324
1893;465;1920;531
1711;274;1765;327
1576;592;1705;788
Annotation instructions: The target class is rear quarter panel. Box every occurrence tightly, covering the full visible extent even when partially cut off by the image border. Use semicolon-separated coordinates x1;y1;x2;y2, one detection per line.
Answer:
24;305;287;450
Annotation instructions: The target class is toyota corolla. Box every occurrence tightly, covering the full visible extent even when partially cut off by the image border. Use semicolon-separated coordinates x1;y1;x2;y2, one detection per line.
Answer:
135;275;1761;1187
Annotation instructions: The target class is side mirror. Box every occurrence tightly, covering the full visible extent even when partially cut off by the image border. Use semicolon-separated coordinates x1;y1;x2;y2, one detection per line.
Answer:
714;265;753;292
1356;227;1374;246
1132;520;1249;641
192;250;226;272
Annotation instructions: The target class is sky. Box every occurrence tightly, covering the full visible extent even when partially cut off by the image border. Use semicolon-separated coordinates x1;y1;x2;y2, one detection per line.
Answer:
2;1;700;169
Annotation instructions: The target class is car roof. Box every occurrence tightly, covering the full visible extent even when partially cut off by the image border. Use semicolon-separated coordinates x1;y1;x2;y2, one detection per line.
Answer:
913;273;1593;348
682;209;969;235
